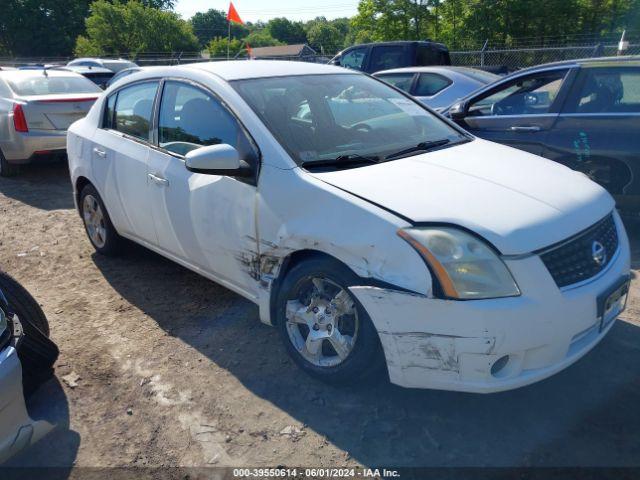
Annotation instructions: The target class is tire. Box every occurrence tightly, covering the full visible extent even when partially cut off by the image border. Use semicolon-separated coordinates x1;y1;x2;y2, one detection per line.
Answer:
0;150;19;177
0;271;49;337
0;271;58;395
275;257;385;385
79;183;123;256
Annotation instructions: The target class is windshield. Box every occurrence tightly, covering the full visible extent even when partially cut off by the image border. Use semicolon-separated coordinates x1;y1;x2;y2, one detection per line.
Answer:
232;73;467;166
6;74;102;96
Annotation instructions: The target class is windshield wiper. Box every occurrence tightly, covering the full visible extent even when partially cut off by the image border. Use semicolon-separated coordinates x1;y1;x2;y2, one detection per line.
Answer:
385;139;451;160
300;153;382;169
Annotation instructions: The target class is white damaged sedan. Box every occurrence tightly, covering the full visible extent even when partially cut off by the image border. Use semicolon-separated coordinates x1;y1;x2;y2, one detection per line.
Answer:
67;61;630;393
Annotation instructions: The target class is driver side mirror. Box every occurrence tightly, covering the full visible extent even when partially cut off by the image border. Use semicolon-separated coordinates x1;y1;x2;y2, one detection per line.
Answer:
448;100;469;120
185;144;253;177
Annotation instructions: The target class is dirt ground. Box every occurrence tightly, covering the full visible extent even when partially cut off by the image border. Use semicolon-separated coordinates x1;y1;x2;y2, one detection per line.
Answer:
1;162;639;473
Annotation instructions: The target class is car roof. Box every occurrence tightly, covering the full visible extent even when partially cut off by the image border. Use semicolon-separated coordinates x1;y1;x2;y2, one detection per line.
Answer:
70;58;133;64
514;55;640;74
343;40;448;49
375;65;488;75
62;66;113;74
184;60;354;81
101;59;136;65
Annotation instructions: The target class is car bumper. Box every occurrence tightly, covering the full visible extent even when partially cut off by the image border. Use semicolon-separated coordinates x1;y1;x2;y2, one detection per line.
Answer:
350;214;631;393
1;130;66;163
0;346;38;463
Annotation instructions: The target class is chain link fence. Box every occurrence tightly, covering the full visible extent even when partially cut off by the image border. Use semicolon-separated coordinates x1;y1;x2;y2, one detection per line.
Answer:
1;43;638;71
451;43;640;71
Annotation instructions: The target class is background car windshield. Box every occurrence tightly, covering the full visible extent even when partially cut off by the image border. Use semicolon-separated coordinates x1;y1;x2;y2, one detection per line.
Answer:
6;75;101;95
232;74;465;165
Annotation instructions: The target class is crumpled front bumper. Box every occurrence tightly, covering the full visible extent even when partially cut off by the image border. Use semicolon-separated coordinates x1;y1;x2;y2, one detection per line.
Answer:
350;216;631;393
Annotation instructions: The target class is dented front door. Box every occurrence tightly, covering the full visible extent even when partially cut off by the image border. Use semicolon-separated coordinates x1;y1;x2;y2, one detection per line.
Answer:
147;149;259;298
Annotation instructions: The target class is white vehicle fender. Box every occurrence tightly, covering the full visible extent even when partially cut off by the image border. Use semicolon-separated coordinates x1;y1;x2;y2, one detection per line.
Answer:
255;165;433;324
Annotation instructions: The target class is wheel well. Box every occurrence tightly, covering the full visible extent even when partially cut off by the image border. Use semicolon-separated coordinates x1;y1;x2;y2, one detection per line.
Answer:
75;176;92;213
268;249;355;325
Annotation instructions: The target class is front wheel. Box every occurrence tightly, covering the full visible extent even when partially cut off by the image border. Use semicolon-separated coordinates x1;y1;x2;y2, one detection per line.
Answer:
275;257;384;385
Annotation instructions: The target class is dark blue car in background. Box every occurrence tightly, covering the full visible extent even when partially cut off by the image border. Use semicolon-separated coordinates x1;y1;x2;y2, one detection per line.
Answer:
445;56;640;215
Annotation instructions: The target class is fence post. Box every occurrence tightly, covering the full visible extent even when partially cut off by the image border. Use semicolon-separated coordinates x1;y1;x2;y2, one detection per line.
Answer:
480;39;488;67
618;30;629;56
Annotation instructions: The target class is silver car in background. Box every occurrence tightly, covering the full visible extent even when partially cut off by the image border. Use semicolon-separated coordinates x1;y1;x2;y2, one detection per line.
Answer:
374;66;500;111
0;69;101;176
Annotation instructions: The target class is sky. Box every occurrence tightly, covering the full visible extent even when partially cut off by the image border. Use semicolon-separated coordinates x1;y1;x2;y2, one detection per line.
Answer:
174;0;360;22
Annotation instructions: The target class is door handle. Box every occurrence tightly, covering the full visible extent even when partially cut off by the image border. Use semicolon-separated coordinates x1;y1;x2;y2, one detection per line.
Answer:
93;147;107;158
148;173;169;187
510;125;542;132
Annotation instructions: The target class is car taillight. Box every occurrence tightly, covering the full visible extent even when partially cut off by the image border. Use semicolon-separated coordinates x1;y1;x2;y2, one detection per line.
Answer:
13;104;28;133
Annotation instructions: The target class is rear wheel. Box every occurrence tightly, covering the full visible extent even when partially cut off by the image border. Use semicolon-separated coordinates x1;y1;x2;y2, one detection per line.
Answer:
80;184;123;256
0;150;19;177
275;257;384;385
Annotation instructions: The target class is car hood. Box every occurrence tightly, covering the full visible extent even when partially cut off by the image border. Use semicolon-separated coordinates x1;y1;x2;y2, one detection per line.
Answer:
308;139;614;255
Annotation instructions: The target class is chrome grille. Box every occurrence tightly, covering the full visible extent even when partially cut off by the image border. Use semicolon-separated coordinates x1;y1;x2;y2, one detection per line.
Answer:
539;214;618;288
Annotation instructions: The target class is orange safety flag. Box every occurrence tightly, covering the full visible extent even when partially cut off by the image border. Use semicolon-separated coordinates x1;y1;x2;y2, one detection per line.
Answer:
227;2;243;24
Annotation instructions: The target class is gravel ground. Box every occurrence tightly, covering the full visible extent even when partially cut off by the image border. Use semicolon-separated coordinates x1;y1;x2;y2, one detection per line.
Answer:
1;163;639;473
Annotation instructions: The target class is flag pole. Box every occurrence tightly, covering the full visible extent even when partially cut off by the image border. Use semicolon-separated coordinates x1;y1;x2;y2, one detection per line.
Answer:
227;19;231;60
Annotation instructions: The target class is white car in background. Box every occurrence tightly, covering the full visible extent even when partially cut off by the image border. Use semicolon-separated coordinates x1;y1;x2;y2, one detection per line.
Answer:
68;61;629;393
67;58;138;74
374;66;499;111
0;69;101;176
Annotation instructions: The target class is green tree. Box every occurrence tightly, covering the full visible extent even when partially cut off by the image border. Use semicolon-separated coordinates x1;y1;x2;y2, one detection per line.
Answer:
190;9;249;48
139;0;175;9
267;17;308;44
207;37;246;58
0;0;90;56
244;30;283;47
307;22;342;54
75;0;199;57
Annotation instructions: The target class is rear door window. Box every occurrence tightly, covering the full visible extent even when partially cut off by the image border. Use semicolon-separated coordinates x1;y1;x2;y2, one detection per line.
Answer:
376;73;416;93
414;73;452;96
566;67;640;114
109;81;159;141
370;46;406;72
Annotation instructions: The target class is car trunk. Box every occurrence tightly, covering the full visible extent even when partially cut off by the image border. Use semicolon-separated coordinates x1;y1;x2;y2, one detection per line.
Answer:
17;93;98;131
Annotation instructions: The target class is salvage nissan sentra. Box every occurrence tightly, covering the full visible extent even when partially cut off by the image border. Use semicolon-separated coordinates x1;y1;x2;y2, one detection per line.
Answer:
67;61;630;393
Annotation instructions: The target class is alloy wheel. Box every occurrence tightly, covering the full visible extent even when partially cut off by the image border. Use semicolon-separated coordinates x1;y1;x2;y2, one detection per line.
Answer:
285;276;359;367
82;194;107;248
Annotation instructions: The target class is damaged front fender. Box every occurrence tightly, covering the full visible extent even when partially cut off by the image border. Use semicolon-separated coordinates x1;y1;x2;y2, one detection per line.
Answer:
349;286;500;391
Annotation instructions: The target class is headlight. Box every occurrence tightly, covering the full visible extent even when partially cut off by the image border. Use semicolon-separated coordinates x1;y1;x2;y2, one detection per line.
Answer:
398;227;520;299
